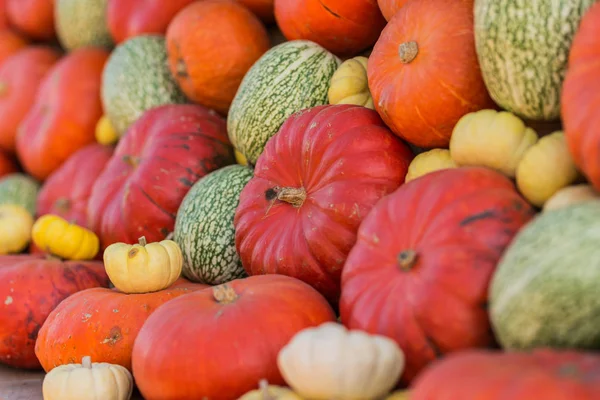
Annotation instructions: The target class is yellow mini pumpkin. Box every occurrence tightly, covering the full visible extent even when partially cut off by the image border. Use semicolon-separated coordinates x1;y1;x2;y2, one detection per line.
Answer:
103;236;183;294
405;149;458;182
235;149;248;166
543;184;600;212
516;131;581;207
95;115;119;145
385;391;411;400
238;380;304;400
449;109;539;177
328;56;374;109
32;214;99;260
42;356;133;400
0;204;34;254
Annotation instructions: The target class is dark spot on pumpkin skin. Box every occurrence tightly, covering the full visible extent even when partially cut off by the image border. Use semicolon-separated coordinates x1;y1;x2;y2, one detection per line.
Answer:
318;0;341;18
179;177;194;187
425;335;443;359
160;227;170;237
265;188;278;201
103;326;123;346
459;210;496;226
128;248;139;258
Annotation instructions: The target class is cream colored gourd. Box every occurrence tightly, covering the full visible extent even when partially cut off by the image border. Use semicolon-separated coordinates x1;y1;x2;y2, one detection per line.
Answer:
328;56;374;109
238;380;304;400
449;109;538;177
32;214;100;260
42;356;133;400
405;149;457;182
516;131;581;207
103;236;183;294
277;322;404;400
543;184;600;212
385;391;411;400
95;115;119;146
0;204;34;254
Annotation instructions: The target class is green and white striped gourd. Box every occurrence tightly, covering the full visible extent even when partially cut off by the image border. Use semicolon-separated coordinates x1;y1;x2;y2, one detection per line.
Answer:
227;40;340;165
173;165;253;285
474;0;596;121
0;173;40;215
55;0;113;51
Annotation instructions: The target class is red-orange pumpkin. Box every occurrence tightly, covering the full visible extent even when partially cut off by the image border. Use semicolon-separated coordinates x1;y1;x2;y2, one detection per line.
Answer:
0;0;8;29
0;150;17;177
377;0;408;21
0;255;109;369
5;0;54;41
16;48;108;181
562;2;600;192
274;0;386;57
340;167;535;383
132;275;336;400
368;0;495;148
236;0;275;24
0;29;29;66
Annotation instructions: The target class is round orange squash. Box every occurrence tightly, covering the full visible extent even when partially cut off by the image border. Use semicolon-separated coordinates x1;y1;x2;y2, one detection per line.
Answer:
0;29;29;66
236;0;275;23
166;0;270;115
5;0;54;41
377;0;408;21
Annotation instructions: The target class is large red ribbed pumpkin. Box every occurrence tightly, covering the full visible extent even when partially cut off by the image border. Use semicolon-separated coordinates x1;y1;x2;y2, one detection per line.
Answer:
234;104;413;305
0;255;109;369
340;167;535;383
410;349;600;399
132;275;336;400
562;2;600;191
0;150;17;177
87;104;235;249
368;0;495;148
377;0;408;21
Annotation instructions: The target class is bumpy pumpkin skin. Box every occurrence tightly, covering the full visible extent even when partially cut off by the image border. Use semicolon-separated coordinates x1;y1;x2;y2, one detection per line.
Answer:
340;167;535;383
0;255;109;369
6;0;55;40
234;104;413;304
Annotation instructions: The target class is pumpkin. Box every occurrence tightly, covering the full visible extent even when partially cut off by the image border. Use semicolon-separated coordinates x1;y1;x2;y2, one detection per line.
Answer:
0;0;8;29
166;0;270;115
274;0;386;57
0;204;33;254
55;0;113;51
234;149;248;166
236;0;275;23
562;2;600;192
0;255;109;368
34;279;207;372
36;144;113;227
449;109;539;178
87;104;235;250
543;184;600;212
328;56;373;109
377;0;408;21
409;349;600;399
32;215;100;261
516;131;581;207
0;150;17;177
278;322;404;400
234;104;413;304
16;48;109;181
43;356;133;400
385;391;410;400
95;116;118;146
0;29;29;66
239;380;303;400
368;0;495;148
405;149;457;183
131;275;336;400
0;46;60;153
0;173;40;215
339;167;535;383
5;0;55;40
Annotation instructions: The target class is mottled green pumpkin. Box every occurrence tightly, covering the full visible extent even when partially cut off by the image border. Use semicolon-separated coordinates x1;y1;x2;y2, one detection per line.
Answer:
0;173;40;215
55;0;113;51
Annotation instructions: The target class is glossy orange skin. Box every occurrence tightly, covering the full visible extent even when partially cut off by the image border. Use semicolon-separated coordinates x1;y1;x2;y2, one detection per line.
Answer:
16;48;108;181
368;0;495;148
132;275;336;400
0;46;60;153
0;255;109;369
274;0;386;57
34;279;208;372
563;2;600;191
5;0;54;40
0;149;17;176
236;0;275;24
377;0;408;21
0;29;28;66
411;350;600;399
167;0;270;115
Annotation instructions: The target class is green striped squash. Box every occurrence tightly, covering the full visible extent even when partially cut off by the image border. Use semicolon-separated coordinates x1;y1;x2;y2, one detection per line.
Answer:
173;165;253;285
55;0;113;51
227;40;340;165
101;35;187;137
490;201;600;350
474;0;596;121
0;173;40;215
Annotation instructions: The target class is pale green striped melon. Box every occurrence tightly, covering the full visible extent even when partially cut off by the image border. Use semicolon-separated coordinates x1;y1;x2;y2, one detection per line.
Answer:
227;40;340;165
55;0;113;51
474;0;596;121
0;173;40;215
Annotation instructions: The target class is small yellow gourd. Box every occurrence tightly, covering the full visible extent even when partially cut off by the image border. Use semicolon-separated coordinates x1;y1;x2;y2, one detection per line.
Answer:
385;390;411;400
238;380;304;400
543;184;600;212
328;56;374;109
95;115;119;145
277;322;404;400
42;356;133;400
0;204;34;254
235;149;248;166
405;149;458;182
32;214;99;260
449;109;539;177
516;131;581;207
103;236;183;294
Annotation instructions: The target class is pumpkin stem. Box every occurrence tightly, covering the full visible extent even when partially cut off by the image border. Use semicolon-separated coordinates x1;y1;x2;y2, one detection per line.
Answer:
269;186;307;208
258;379;273;400
81;356;92;369
398;41;419;64
213;284;239;304
122;154;140;168
138;236;147;246
397;249;418;271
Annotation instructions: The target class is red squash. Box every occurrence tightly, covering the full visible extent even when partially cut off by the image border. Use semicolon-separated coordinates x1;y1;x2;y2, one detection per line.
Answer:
236;0;275;24
562;2;600;192
87;104;235;250
15;48;108;181
0;29;29;66
410;349;600;399
0;255;109;369
339;167;535;383
0;0;8;29
274;0;386;57
0;46;61;153
132;275;336;400
368;0;495;148
377;0;408;21
5;0;54;41
0;150;17;177
234;104;413;305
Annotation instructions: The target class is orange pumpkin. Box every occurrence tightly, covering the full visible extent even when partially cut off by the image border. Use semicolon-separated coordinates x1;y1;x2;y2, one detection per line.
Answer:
0;0;8;29
0;150;17;177
16;48;108;181
377;0;408;21
0;29;29;66
236;0;275;24
368;0;495;148
166;0;270;115
5;0;54;41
